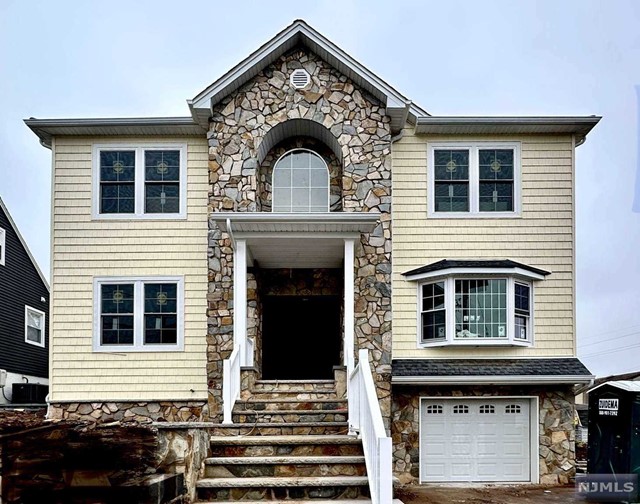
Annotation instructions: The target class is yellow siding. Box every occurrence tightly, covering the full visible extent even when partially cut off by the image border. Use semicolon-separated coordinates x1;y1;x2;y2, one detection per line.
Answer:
50;136;209;401
392;130;576;358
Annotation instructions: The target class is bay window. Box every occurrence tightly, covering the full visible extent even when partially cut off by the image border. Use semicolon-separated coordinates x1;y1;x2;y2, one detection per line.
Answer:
419;276;533;346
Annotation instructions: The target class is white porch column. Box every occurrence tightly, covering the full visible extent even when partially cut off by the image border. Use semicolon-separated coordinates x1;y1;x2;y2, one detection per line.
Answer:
344;238;356;376
233;239;248;366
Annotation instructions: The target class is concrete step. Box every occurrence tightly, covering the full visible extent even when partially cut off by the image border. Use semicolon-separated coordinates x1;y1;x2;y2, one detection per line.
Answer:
247;390;339;401
204;455;367;478
196;476;370;501
234;398;347;412
232;410;347;424
210;422;349;436
252;380;336;392
209;435;363;458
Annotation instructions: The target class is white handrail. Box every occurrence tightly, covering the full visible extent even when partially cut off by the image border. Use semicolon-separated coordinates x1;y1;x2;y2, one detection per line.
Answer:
222;343;242;424
348;349;393;504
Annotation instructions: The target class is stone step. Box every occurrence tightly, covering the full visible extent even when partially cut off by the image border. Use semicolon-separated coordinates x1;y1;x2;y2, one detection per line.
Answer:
210;422;349;436
196;476;370;501
232;410;347;424
197;500;373;504
247;390;339;401
234;398;346;412
252;380;336;392
204;455;367;478
209;435;363;458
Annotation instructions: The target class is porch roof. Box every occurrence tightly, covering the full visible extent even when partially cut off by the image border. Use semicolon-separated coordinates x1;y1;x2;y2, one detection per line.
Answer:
392;358;594;385
212;212;380;235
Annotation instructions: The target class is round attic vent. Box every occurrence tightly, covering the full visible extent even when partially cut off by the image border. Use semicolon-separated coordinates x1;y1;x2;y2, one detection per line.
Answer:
290;68;311;89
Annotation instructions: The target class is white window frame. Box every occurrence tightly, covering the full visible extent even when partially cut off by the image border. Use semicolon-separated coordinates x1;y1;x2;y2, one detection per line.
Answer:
92;143;187;220
272;148;330;213
93;276;185;352
417;275;534;348
24;305;46;348
0;227;5;265
427;141;521;218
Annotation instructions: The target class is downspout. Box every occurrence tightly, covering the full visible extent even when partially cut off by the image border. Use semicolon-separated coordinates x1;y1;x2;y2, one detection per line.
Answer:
226;218;235;248
390;100;412;144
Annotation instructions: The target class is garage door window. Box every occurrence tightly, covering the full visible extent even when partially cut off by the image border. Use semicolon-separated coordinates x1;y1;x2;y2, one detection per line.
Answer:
453;405;469;414
506;404;522;414
479;404;495;414
426;405;443;414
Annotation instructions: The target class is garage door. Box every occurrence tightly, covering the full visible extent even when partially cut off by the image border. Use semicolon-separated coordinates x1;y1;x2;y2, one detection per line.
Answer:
421;398;530;482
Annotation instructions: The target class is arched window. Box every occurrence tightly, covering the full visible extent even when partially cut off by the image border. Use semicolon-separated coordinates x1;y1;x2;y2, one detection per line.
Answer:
272;149;329;213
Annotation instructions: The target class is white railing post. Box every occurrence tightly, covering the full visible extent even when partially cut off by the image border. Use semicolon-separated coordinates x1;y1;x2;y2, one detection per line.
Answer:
344;238;355;377
348;349;393;504
233;239;247;366
222;357;232;424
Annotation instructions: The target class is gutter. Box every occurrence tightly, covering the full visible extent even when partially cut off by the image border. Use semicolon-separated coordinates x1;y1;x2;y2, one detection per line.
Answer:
392;374;596;385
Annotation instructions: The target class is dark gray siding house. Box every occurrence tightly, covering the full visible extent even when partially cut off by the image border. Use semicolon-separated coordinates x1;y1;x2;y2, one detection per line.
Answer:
0;197;49;386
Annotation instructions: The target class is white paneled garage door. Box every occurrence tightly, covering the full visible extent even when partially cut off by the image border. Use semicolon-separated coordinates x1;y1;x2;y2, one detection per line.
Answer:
421;398;531;482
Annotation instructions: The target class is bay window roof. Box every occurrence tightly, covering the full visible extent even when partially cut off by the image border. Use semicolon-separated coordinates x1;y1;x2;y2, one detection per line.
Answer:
402;259;550;281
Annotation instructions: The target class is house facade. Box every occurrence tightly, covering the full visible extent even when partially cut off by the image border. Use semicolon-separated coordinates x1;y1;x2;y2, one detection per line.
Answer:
27;20;598;494
0;197;50;403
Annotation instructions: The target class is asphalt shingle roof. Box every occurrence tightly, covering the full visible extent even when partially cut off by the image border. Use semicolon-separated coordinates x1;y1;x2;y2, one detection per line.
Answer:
392;358;592;377
402;259;550;278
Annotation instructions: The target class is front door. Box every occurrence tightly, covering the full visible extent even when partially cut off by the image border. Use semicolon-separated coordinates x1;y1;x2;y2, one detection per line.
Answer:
262;295;341;380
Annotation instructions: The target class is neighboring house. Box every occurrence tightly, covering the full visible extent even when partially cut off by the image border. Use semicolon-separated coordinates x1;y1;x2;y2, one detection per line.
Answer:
25;20;598;498
0;197;49;404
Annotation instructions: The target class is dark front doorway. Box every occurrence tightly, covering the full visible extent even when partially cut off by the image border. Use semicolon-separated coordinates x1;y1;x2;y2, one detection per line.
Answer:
262;295;341;380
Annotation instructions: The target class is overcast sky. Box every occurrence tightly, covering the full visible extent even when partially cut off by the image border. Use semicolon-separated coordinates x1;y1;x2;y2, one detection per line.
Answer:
1;0;638;377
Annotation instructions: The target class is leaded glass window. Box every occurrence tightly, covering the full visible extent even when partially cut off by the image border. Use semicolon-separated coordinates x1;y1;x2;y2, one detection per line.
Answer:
514;282;530;340
454;279;507;339
433;149;469;212
272;150;329;213
479;149;514;212
421;281;446;341
100;284;134;345
144;283;178;345
99;151;135;213
145;150;180;213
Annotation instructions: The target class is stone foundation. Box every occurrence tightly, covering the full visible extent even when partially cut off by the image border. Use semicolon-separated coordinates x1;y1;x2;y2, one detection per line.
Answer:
391;386;575;485
48;401;208;423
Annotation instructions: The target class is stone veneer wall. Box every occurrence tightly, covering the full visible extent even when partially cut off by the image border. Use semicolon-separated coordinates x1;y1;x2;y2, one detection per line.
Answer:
247;271;262;376
207;47;393;423
259;268;342;296
391;386;575;485
48;401;208;423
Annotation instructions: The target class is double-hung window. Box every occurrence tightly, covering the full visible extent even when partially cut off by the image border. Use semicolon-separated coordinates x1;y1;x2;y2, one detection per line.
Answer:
419;277;533;346
428;142;520;217
93;144;186;219
94;277;184;352
25;306;45;347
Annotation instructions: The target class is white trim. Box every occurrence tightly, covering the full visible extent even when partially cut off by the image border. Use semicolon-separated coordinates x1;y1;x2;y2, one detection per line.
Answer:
0;227;5;266
427;142;521;219
394;375;594;385
272;148;330;213
91;143;187;220
24;305;46;348
344;238;356;375
418;396;539;484
416;276;534;348
92;276;185;352
233;240;248;365
405;267;546;282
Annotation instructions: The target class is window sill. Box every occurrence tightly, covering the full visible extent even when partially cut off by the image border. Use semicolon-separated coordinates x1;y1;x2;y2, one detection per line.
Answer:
427;211;522;219
92;212;187;221
93;344;184;353
419;339;532;348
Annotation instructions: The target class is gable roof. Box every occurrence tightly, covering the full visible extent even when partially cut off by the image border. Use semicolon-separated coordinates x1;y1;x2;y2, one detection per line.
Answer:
188;19;429;133
589;380;640;394
0;197;49;290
